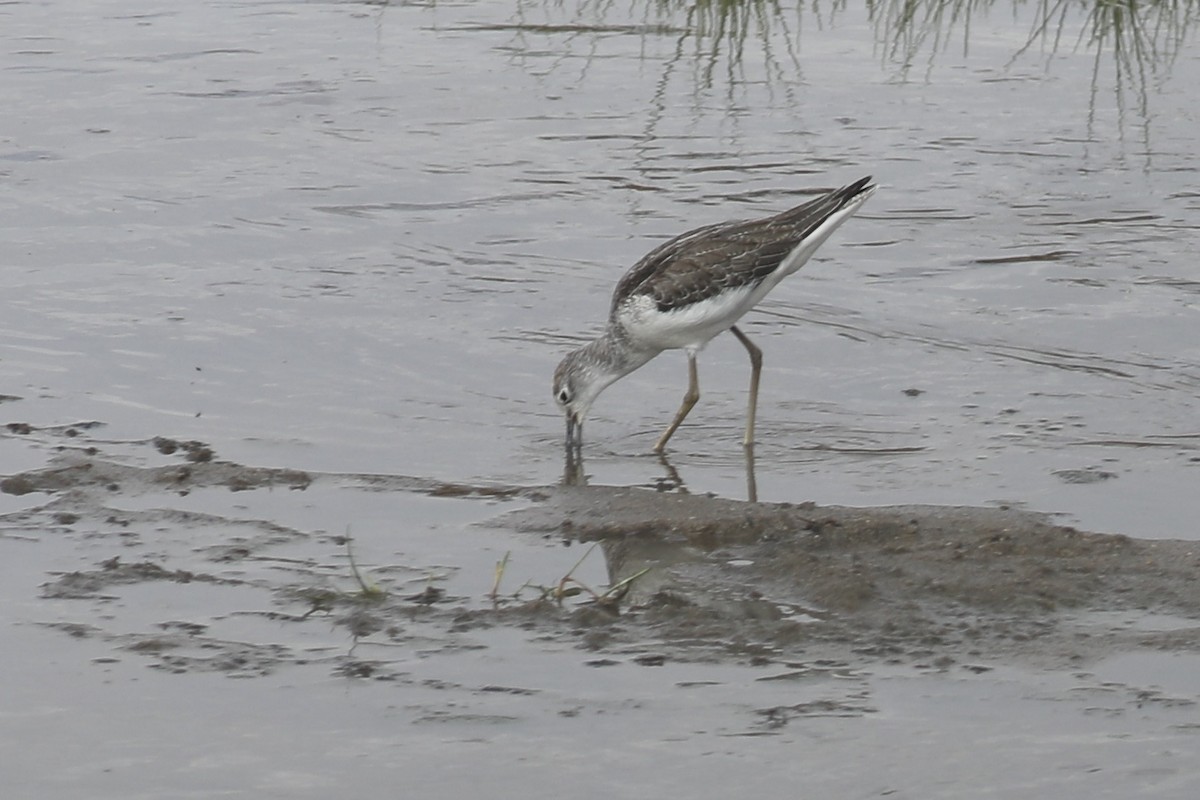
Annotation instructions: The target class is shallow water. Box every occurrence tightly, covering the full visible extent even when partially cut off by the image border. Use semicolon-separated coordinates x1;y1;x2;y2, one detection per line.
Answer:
4;0;1198;537
3;0;1200;796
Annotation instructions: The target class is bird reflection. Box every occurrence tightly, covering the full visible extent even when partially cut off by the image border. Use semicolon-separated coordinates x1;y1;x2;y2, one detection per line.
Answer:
650;451;686;493
563;438;586;488
560;441;759;503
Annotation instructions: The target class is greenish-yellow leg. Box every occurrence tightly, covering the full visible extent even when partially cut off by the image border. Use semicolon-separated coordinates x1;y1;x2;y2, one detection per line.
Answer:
730;325;762;447
653;351;700;453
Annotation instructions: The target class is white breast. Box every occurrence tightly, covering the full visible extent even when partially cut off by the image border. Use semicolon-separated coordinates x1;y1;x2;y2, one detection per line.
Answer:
618;283;771;352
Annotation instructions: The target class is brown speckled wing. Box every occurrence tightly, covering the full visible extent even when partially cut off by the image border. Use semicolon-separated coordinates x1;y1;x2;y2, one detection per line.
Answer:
611;177;872;315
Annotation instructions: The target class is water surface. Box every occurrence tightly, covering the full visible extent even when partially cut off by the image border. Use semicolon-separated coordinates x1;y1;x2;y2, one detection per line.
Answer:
3;1;1200;796
5;0;1197;535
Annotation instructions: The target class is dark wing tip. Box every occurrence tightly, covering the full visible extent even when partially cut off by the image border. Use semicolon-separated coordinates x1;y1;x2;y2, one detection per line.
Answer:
843;175;875;197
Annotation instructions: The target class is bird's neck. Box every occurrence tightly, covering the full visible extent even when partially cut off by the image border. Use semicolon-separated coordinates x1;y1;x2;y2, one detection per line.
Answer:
588;324;657;379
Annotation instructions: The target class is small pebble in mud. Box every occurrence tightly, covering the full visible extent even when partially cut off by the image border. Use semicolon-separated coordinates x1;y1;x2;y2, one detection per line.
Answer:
183;441;215;463
6;422;33;434
153;437;215;463
1053;468;1117;485
405;586;444;605
0;475;36;495
633;653;666;667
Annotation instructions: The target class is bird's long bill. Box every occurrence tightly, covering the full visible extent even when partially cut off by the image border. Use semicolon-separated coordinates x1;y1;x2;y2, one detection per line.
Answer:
565;413;583;452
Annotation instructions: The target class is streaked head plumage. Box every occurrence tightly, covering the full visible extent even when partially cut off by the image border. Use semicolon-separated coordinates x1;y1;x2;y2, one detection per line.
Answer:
553;341;628;448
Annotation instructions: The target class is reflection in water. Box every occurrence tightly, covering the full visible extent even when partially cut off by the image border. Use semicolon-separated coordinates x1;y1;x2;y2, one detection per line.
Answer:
516;0;1196;140
873;0;1195;153
563;439;586;487
653;451;687;494
660;0;805;89
561;445;760;502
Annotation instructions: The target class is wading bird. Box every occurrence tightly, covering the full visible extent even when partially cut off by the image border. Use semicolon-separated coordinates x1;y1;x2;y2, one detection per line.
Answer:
554;177;876;453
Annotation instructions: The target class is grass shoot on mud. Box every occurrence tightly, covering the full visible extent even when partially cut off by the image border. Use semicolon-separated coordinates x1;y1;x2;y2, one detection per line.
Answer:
296;530;388;619
490;544;650;611
343;528;386;602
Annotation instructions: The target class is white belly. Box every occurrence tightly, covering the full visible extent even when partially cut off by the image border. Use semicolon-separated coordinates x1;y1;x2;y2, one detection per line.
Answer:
618;283;773;352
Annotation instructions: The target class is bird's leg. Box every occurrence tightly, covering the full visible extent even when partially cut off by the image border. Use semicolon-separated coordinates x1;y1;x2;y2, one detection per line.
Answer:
730;325;762;448
653;351;700;453
743;439;758;503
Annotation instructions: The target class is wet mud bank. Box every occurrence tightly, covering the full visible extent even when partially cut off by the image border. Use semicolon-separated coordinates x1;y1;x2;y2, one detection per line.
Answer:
6;442;1200;797
506;487;1200;670
5;445;1200;678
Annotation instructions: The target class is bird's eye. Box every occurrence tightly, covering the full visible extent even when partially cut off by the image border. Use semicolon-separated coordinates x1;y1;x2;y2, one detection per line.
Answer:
556;387;572;405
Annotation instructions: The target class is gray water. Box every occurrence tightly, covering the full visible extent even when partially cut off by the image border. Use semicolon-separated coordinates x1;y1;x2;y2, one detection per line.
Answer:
4;0;1197;536
3;0;1200;796
2;0;1200;537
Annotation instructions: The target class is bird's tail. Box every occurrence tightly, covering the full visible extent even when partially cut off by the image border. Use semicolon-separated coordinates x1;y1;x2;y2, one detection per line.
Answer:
772;176;876;276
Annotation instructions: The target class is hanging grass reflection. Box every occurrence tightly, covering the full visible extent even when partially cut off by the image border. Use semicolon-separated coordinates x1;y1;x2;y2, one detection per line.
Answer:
508;0;1197;135
872;0;1196;149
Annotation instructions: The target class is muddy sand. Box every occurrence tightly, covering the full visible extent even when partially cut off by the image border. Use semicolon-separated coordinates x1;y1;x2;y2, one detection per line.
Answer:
5;443;1198;672
4;438;1200;796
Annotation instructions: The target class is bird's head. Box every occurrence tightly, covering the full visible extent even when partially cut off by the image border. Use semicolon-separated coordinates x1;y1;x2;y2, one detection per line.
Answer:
553;345;618;449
